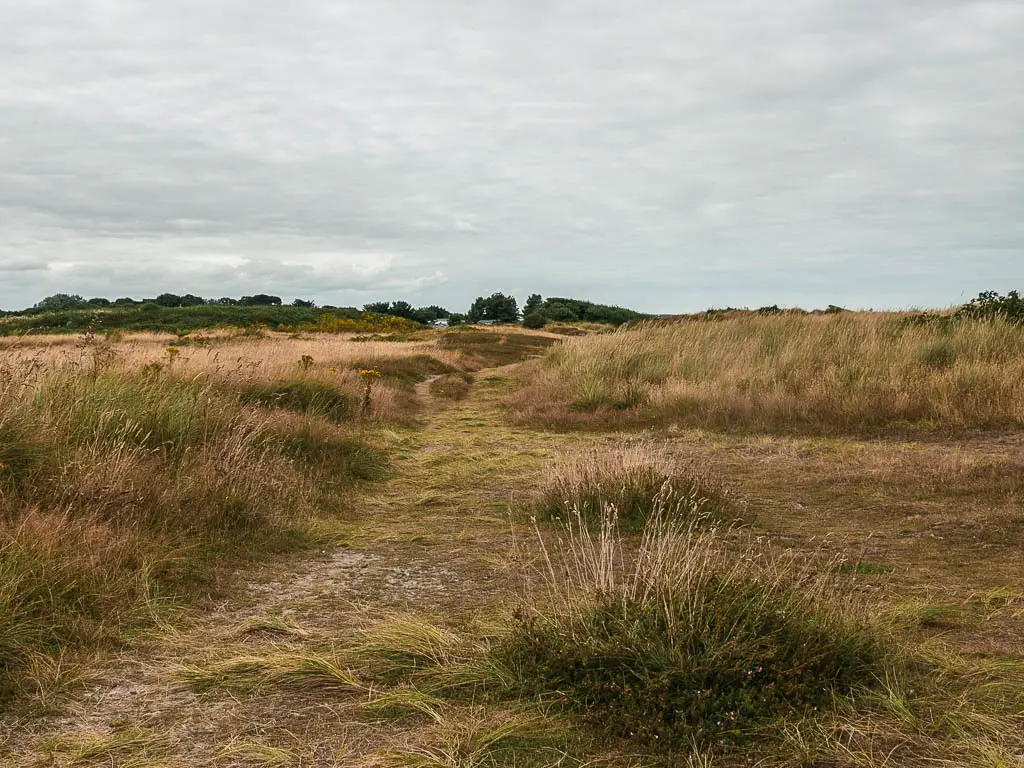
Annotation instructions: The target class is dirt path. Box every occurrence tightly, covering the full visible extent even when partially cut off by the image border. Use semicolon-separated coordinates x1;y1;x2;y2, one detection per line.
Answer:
0;366;573;767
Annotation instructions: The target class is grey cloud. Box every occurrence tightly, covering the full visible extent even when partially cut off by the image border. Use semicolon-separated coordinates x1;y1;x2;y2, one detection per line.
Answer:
1;0;1022;311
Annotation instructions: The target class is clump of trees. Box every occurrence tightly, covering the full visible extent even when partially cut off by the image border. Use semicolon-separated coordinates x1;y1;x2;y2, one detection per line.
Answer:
518;295;646;327
362;301;459;325
22;292;317;314
958;290;1024;324
467;293;519;324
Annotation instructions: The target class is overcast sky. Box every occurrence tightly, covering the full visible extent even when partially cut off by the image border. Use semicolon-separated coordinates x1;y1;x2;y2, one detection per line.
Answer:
1;1;1022;313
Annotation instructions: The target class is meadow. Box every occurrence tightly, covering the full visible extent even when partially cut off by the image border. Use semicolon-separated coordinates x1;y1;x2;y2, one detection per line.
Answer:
0;316;1021;767
509;311;1024;432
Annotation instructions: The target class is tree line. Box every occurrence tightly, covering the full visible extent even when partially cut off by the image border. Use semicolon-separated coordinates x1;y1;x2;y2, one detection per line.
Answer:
10;290;647;328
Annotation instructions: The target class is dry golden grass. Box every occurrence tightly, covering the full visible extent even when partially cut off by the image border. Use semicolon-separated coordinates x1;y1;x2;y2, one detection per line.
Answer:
3;327;1021;767
525;442;734;531
0;337;399;705
509;313;1024;432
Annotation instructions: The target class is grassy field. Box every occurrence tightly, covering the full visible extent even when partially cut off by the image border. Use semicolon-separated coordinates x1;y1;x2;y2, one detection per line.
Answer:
0;318;1021;767
509;312;1024;432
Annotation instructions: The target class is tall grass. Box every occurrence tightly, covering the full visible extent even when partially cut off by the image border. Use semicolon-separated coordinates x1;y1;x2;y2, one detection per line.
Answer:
527;443;733;531
0;358;382;706
509;313;1024;432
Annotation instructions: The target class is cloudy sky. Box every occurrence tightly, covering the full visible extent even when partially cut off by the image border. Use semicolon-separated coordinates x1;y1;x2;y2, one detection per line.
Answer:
1;1;1022;313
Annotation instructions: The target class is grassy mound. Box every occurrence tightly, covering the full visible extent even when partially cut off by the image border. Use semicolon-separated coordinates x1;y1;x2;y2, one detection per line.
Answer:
429;372;474;401
240;378;356;422
499;507;890;750
439;330;558;368
529;444;732;531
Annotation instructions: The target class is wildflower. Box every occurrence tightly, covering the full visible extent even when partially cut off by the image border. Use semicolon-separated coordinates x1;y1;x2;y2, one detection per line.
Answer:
359;368;381;377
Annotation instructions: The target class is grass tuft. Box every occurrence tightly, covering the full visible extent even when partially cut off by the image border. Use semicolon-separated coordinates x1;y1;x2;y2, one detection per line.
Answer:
528;443;734;531
499;502;893;750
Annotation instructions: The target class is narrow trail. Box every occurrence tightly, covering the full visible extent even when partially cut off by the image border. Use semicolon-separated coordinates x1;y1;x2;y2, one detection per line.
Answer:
0;365;575;767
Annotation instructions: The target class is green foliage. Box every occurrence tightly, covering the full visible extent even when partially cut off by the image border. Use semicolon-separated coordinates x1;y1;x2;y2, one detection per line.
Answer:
361;301;451;324
240;379;356;422
500;586;884;750
468;293;519;324
522;312;547;329
239;294;282;306
524;296;647;326
30;293;86;313
0;304;365;336
497;513;889;751
523;293;544;317
959;290;1024;324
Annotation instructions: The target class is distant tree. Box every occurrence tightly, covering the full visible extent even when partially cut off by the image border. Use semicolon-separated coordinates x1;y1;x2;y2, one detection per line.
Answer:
959;290;1024;324
179;294;206;307
213;297;239;305
522;311;547;329
291;298;316;308
468;292;518;323
523;293;544;317
112;297;137;306
388;300;416;320
155;293;182;307
582;304;640;326
542;301;577;322
86;297;111;307
363;301;391;314
32;293;86;312
411;305;449;323
447;313;467;326
239;294;282;306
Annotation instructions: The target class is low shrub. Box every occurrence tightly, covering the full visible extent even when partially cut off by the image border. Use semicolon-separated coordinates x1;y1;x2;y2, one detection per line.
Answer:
499;504;892;750
522;312;547;329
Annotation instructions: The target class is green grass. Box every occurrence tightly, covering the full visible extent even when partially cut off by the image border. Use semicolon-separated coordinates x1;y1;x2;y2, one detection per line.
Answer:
499;512;891;750
241;378;357;422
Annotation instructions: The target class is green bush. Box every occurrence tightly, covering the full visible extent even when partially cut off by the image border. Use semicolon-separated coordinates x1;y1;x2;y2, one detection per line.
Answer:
958;290;1024;324
498;511;889;750
522;312;547;329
